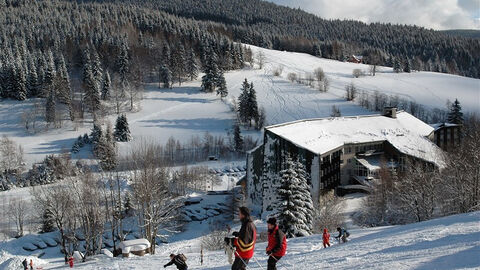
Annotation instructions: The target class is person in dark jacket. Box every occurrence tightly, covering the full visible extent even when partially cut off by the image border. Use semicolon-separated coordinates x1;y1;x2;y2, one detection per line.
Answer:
231;206;257;270
22;258;28;270
266;217;287;270
164;254;188;270
335;227;349;243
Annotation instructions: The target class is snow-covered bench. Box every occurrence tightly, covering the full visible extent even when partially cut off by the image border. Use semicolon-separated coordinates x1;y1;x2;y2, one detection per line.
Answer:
118;239;151;257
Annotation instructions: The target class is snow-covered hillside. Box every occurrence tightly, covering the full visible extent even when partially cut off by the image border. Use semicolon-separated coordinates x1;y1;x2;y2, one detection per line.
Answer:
0;44;478;166
2;211;478;270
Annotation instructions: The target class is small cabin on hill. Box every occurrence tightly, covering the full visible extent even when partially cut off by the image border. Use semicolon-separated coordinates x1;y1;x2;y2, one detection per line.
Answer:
348;55;363;63
245;108;445;215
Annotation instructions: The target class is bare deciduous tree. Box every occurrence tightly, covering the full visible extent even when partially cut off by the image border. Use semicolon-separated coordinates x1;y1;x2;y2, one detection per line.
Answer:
7;198;28;237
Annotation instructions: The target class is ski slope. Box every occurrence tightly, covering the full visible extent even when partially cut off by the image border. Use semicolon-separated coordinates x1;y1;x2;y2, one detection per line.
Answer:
0;44;478;166
2;211;478;270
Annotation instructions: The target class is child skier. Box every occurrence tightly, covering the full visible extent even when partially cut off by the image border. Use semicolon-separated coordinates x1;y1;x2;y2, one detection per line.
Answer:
164;254;188;270
322;228;331;248
335;227;350;243
266;217;287;270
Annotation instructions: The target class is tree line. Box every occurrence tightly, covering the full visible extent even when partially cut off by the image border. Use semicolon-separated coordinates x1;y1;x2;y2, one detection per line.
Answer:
95;0;480;78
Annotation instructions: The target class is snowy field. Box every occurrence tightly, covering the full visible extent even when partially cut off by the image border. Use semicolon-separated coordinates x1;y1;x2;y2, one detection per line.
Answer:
1;211;478;270
0;44;478;166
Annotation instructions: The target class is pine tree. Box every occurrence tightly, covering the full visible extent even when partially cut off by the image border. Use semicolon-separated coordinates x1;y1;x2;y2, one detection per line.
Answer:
114;114;132;142
161;42;171;68
90;123;103;150
124;193;134;216
233;123;243;152
277;155;314;238
393;57;402;73
117;41;129;83
43;50;56;97
171;43;186;86
216;73;228;100
91;50;103;84
99;123;117;171
159;65;172;89
83;63;100;118
101;71;111;100
45;89;56;123
447;99;464;124
41;207;56;233
26;56;39;97
56;55;74;120
186;48;199;80
13;61;27;101
247;82;259;127
238;78;250;124
201;49;220;93
403;58;411;73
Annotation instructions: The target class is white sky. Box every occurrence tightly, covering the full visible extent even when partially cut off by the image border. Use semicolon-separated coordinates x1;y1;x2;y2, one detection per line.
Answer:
268;0;480;30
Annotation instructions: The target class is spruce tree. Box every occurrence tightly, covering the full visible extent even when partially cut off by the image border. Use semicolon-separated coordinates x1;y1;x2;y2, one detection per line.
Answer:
186;48;199;80
201;49;220;93
247;82;259;127
393;57;402;73
101;71;111;100
26;56;39;97
117;41;129;83
447;99;464;124
277;155;314;238
233;123;243;152
41;207;56;233
159;65;172;89
238;78;250;124
114;114;132;142
57;55;74;120
171;43;186;86
83;64;100;118
99;123;117;171
90;123;103;150
45;89;56;123
216;73;228;100
43;50;56;97
403;58;411;73
91;50;103;84
13;61;27;101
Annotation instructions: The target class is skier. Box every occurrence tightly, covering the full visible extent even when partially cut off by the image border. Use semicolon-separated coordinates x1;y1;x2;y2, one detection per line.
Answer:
68;256;74;268
29;259;33;270
22;258;28;270
323;228;331;248
164;254;188;270
266;217;287;270
335;227;350;243
231;206;257;270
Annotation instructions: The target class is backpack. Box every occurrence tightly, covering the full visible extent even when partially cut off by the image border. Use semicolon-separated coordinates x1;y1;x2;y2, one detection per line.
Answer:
178;253;187;262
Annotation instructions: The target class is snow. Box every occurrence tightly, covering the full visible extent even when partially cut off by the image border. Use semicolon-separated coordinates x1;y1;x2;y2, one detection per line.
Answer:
119;239;150;252
266;111;444;166
0;211;474;270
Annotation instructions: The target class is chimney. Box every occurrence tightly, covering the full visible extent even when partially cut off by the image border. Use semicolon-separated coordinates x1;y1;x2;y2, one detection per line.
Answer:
383;107;397;119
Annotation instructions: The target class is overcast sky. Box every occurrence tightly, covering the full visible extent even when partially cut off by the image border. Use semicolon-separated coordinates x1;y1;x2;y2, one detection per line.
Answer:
268;0;480;30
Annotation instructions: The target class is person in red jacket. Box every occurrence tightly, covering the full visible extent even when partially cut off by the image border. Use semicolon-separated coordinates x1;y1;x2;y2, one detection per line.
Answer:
266;217;287;270
68;256;74;268
232;206;257;270
323;228;331;248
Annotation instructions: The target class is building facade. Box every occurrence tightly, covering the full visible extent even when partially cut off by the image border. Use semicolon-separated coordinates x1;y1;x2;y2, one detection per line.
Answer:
245;109;445;215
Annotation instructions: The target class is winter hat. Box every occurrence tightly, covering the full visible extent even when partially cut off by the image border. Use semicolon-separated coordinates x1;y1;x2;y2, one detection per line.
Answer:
267;217;277;225
239;206;250;217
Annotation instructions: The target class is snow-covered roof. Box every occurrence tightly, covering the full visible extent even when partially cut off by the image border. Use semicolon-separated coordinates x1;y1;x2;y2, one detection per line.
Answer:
266;111;444;166
430;122;461;131
355;156;382;171
119;239;151;251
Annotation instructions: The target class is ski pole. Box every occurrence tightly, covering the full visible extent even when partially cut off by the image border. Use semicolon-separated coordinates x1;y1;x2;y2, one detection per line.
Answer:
252;255;264;269
270;255;290;270
234;250;251;269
